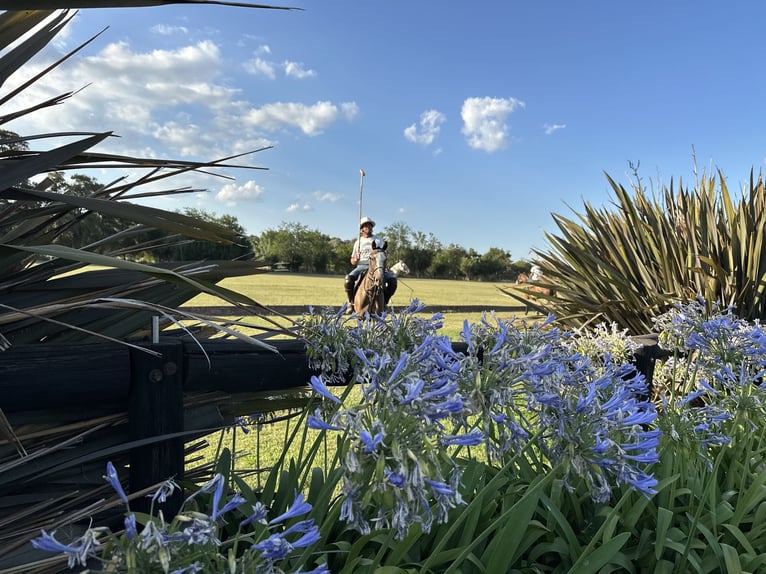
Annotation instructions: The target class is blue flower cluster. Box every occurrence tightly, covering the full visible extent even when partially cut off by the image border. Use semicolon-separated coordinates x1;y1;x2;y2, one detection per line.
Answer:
302;303;662;537
456;313;659;502
652;299;766;466
32;462;329;574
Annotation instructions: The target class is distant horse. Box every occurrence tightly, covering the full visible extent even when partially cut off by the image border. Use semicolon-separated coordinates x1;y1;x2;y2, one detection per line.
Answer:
353;243;388;316
390;260;410;277
515;271;553;314
515;272;553;298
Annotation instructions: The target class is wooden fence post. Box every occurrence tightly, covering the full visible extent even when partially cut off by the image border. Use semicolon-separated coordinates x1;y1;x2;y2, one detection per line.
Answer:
128;339;184;517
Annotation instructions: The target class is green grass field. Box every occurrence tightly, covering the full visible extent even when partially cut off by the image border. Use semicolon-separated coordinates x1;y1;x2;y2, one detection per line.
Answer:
183;272;538;340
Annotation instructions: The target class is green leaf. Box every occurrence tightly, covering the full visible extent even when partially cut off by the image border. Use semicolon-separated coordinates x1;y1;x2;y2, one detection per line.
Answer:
721;543;743;574
569;532;630;574
655;507;674;561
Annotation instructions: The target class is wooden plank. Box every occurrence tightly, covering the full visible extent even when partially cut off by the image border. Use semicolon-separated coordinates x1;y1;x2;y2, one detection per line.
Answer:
0;343;130;412
183;339;315;392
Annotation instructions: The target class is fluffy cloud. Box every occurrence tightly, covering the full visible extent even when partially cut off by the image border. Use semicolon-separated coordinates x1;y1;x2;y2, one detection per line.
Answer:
284;61;317;78
215;180;265;206
461;96;525;152
404;109;446;145
5;35;352;161
313;190;342;202
544;123;566;135
150;24;189;36
286;202;312;212
244;101;358;135
243;57;277;79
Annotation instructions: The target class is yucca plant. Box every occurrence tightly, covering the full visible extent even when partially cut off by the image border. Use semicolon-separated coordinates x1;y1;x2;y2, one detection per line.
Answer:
502;168;766;335
0;5;303;571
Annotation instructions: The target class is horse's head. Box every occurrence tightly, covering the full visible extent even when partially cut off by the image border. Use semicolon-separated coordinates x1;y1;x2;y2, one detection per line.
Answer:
516;272;529;285
368;241;388;284
390;260;410;277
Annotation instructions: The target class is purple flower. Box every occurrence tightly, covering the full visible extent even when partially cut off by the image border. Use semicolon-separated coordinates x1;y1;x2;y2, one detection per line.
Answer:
209;475;226;520
103;461;128;505
283;520;321;547
150;478;179;504
441;430;484;447
31;529;99;569
124;513;137;540
360;429;385;453
307;410;343;431
385;468;406;488
309;375;342;404
214;492;245;521
269;492;312;525
424;478;455;497
252;533;291;560
240;501;269;528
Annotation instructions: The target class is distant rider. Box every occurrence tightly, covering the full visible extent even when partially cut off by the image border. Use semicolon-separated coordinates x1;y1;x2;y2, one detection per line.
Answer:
344;216;397;313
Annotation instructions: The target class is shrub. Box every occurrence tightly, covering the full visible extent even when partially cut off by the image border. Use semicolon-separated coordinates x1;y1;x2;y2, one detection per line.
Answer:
507;169;766;334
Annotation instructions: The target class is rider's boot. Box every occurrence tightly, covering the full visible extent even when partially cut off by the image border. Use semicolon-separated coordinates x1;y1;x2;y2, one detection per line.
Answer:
344;274;356;314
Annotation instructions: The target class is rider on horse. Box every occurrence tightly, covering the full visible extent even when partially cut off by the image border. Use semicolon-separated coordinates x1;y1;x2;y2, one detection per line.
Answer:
344;216;397;313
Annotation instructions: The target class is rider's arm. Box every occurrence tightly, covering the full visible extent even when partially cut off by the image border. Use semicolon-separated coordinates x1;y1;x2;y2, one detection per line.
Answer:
351;239;360;265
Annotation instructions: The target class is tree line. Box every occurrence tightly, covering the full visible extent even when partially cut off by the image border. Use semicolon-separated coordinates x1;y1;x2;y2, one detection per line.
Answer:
27;171;530;281
251;221;528;281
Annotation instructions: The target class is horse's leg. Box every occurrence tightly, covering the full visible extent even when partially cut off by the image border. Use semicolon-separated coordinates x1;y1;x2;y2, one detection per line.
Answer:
373;287;385;315
353;285;366;316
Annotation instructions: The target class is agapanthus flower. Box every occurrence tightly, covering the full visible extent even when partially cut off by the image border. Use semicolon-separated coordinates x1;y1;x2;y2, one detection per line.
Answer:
309;375;342;404
103;461;128;505
307;410;343;431
240;501;269;528
31;529;100;569
124;513;137;540
268;492;312;525
151;477;180;504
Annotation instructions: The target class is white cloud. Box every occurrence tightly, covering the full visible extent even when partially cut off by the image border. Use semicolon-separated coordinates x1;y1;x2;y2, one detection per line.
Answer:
283;61;316;78
461;96;525;152
244;101;357;135
341;102;360;120
313;191;342;202
215;180;265;206
286;202;312;212
243;57;276;79
544;123;566;135
151;24;189;36
404;109;446;145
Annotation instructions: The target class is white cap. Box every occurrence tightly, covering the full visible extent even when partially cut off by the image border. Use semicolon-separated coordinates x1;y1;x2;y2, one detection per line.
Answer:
359;216;375;228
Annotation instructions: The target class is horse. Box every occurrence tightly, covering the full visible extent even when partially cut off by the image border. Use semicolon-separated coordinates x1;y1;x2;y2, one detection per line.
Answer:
515;271;554;314
515;272;553;297
353;242;389;316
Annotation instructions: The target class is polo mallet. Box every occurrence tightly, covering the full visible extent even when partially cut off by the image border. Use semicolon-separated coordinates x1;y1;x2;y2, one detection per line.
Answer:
357;168;365;237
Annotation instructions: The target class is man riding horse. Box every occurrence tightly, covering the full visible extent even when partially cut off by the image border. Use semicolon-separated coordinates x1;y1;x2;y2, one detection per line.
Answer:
344;216;397;314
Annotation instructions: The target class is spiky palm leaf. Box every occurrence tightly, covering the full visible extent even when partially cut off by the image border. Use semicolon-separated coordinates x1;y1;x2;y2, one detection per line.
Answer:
504;170;766;334
0;6;305;570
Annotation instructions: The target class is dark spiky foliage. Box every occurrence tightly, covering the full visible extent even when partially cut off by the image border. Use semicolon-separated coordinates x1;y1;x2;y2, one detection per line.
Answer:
501;169;766;335
0;6;304;571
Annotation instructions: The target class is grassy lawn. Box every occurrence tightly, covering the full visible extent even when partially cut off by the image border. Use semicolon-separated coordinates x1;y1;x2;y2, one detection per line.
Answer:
184;272;520;308
183;272;539;340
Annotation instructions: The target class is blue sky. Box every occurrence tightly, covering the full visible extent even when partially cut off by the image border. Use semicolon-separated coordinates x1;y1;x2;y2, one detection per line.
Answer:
9;2;766;260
